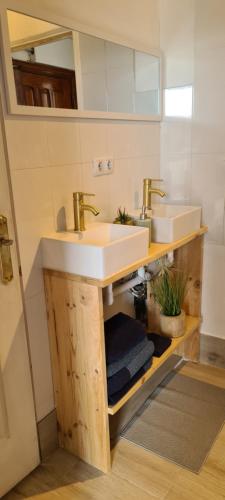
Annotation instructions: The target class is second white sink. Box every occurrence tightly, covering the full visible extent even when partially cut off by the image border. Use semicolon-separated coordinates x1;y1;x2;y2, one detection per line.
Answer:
151;204;201;243
131;204;201;243
41;222;149;280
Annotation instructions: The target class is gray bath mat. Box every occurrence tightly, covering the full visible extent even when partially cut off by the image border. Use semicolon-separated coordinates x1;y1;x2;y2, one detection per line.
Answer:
122;371;225;472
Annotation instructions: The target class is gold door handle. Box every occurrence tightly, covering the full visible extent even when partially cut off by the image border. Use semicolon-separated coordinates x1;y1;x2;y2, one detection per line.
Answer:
0;215;13;284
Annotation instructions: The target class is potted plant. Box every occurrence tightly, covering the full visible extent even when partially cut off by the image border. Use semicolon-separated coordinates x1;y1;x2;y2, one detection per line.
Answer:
152;267;188;338
113;207;133;225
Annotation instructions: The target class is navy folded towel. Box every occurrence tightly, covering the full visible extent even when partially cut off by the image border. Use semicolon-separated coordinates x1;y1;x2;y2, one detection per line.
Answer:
147;333;171;357
107;339;154;396
108;359;152;405
107;336;152;378
104;312;146;364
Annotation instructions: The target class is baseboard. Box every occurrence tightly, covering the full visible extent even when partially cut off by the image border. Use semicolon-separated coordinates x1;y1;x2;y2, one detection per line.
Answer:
37;409;58;460
200;333;225;369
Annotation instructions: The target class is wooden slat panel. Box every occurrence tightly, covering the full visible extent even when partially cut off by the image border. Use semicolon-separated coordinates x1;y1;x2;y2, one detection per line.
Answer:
174;235;203;317
173;235;204;361
44;272;111;472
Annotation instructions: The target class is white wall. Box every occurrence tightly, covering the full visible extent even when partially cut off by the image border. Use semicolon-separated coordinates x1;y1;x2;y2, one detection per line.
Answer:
0;0;160;421
35;38;74;69
160;0;225;339
7;10;59;44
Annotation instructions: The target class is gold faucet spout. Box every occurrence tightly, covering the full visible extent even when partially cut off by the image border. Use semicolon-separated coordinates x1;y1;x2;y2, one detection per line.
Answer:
149;188;166;198
81;204;100;216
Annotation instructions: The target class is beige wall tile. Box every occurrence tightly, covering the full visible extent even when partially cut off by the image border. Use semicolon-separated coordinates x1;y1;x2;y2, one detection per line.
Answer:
51;164;82;230
11;168;54;297
79;121;110;163
195;0;225;50
46;120;81;166
108;122;160;159
5;118;49;170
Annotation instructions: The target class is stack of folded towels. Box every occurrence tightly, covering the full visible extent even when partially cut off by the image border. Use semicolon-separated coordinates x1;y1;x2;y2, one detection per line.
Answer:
104;312;155;404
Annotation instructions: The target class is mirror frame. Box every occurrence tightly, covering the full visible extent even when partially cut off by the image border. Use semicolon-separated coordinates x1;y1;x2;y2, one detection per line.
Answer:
0;7;162;121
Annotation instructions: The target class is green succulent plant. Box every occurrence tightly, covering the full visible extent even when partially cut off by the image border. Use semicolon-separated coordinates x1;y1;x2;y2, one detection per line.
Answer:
115;207;132;224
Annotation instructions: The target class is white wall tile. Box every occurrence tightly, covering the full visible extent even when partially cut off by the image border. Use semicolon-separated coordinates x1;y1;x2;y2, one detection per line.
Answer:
160;0;194;88
11;168;55;298
46;120;81;166
191;154;225;244
51;164;82;231
195;0;225;50
201;242;225;338
161;153;191;202
127;156;161;210
5;118;49;170
79;121;110;163
192;47;225;154
80;161;112;222
161;121;192;155
108;122;160;159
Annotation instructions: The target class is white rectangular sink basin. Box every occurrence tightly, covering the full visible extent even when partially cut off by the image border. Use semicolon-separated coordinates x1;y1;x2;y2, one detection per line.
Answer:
151;204;201;243
41;222;149;280
130;204;201;243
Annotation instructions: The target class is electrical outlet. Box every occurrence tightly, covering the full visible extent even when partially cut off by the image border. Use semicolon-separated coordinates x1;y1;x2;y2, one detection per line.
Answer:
92;158;114;176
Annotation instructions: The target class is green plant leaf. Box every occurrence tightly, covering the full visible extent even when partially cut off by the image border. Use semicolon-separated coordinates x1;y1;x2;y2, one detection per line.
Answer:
152;267;188;316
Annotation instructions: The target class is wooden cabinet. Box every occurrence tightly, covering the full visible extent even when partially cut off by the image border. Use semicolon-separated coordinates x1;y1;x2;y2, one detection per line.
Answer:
43;228;206;473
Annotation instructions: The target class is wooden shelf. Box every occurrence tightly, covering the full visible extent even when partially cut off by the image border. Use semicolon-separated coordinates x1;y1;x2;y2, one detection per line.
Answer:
108;315;201;415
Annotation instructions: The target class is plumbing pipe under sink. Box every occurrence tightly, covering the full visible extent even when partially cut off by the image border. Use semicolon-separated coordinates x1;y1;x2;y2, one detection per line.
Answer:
104;273;145;306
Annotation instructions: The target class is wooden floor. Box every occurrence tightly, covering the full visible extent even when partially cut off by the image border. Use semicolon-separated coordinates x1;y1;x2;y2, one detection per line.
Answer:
4;362;225;500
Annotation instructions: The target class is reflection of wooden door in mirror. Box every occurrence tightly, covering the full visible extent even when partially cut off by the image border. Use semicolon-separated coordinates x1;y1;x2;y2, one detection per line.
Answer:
13;59;77;109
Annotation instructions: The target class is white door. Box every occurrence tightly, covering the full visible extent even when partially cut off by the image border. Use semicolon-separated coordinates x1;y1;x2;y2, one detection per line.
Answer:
0;95;39;496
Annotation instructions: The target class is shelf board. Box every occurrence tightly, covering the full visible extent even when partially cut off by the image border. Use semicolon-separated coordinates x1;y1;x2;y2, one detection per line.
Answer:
108;315;201;415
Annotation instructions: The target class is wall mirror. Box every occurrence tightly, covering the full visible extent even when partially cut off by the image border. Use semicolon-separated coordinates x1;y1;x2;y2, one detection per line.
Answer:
2;9;161;120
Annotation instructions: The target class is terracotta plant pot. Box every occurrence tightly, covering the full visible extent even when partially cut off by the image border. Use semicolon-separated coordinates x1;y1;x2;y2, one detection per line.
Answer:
160;310;186;338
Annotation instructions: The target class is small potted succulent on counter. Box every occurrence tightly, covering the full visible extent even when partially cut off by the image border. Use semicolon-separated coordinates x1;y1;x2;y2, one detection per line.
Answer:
152;266;188;338
113;207;133;225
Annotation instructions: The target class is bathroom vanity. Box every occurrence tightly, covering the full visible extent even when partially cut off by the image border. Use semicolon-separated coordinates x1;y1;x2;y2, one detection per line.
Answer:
43;226;207;473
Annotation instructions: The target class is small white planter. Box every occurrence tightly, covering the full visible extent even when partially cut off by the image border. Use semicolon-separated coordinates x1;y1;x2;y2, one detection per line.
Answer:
160;310;186;338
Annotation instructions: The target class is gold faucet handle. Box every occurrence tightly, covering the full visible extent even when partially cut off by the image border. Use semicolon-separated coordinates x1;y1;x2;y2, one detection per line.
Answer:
73;192;95;200
143;178;163;185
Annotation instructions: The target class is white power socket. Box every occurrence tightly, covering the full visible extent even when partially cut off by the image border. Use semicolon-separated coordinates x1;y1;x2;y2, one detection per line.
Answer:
92;158;114;176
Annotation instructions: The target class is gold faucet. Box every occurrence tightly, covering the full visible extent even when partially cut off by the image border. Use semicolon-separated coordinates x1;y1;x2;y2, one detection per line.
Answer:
73;192;100;231
143;178;166;211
